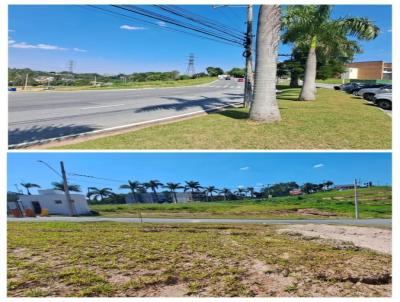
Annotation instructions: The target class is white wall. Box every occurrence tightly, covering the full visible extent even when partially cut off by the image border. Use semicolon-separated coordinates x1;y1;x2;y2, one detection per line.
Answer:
19;190;91;215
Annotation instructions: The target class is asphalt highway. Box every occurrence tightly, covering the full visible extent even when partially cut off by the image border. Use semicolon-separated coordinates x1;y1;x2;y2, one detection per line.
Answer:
9;79;243;146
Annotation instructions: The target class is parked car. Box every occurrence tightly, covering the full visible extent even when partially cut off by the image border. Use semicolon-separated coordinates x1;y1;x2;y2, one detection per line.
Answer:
356;85;392;101
373;92;392;110
352;83;387;95
225;76;231;80
237;78;244;82
340;82;367;93
349;83;387;95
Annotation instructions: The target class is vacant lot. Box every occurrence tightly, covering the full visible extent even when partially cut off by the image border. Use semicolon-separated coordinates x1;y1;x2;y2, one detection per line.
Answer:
57;88;391;149
91;187;392;219
8;222;391;297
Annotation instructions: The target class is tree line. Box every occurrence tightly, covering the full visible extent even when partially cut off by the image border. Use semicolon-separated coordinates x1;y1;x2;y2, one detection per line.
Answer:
8;66;246;87
17;179;342;205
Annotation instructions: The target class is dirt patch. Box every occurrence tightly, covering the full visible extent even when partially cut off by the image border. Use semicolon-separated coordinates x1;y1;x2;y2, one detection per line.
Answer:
278;224;391;254
270;208;337;217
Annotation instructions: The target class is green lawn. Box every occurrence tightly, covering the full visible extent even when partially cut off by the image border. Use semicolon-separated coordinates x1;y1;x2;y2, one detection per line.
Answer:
8;222;391;297
316;78;349;84
56;87;391;150
91;187;391;219
18;77;217;92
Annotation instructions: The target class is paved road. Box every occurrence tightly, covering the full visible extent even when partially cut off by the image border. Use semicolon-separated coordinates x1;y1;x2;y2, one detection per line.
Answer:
9;79;243;146
7;216;391;226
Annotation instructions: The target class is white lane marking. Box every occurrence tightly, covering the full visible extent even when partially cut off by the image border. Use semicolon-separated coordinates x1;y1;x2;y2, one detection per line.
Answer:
81;104;125;110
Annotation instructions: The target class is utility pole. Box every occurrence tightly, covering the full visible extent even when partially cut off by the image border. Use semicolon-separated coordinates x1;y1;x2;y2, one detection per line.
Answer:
60;161;77;216
244;5;254;108
24;73;29;90
354;178;359;219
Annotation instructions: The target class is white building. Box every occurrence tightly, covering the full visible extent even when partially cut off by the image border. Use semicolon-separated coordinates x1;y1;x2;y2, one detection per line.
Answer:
15;189;91;216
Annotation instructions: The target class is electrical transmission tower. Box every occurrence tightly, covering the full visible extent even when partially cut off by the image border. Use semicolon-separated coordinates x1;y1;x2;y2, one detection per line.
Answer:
67;60;75;74
186;53;195;76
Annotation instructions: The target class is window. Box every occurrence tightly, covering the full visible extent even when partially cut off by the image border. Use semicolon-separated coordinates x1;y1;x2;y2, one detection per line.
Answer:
54;200;62;204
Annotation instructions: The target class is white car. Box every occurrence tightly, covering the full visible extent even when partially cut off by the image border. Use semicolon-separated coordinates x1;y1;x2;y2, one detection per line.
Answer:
356;85;392;101
373;92;392;110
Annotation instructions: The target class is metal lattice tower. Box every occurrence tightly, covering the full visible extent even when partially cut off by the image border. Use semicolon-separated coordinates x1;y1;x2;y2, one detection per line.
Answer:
186;53;195;76
67;60;75;74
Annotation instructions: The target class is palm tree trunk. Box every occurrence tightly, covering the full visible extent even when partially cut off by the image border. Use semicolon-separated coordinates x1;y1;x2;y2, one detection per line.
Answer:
174;191;178;204
290;71;299;88
152;188;159;203
299;36;317;101
249;5;281;122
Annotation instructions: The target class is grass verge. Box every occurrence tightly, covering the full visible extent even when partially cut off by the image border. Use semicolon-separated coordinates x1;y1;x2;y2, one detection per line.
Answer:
8;222;391;297
55;87;391;149
17;77;217;92
90;187;391;219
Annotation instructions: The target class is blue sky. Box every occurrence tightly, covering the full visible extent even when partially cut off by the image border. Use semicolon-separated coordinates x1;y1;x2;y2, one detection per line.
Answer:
8;5;392;74
8;153;391;194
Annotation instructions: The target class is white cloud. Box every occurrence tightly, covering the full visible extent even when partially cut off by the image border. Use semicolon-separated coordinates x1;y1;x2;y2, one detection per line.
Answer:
240;166;250;171
73;47;87;52
157;21;167;27
256;183;263;187
120;24;146;30
9;41;67;50
313;163;324;169
8;40;86;52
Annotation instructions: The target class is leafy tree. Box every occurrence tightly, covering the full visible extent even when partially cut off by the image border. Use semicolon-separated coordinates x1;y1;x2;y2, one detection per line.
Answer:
20;182;41;195
52;181;81;192
264;182;299;197
228;67;245;78
206;67;224;76
282;5;379;100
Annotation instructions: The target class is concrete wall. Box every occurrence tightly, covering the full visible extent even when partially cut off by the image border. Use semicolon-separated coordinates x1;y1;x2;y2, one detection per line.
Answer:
18;189;91;215
125;192;193;204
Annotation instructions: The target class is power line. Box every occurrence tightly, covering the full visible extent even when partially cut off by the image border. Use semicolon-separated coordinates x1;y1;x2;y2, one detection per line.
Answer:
112;5;245;46
155;5;245;40
85;5;243;48
68;172;127;184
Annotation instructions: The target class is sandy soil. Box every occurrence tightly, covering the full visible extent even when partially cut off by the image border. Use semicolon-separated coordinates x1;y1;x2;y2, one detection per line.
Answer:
278;224;391;254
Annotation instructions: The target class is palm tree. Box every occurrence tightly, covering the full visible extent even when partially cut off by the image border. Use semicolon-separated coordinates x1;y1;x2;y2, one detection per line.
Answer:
204;186;218;202
52;181;81;192
164;182;183;203
282;5;379;101
249;5;281;122
143;180;163;203
220;188;231;201
87;187;113;203
120;180;142;203
184;180;202;193
247;187;256;198
20;182;41;195
235;187;246;199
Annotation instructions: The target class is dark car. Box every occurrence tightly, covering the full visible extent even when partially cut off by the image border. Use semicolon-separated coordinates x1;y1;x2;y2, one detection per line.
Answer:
350;83;387;95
